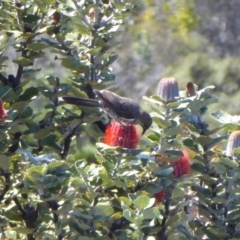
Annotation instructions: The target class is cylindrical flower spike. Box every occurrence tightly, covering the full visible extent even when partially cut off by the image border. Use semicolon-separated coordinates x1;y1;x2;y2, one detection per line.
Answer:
157;77;179;103
104;121;140;149
226;131;240;156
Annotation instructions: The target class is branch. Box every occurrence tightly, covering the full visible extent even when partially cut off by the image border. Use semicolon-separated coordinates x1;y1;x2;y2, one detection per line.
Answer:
47;200;63;240
60;124;81;159
0;170;11;203
0;73;8;85
157;188;171;240
13;197;25;216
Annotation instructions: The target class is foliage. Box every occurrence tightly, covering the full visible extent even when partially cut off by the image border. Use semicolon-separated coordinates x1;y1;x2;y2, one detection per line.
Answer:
0;1;239;240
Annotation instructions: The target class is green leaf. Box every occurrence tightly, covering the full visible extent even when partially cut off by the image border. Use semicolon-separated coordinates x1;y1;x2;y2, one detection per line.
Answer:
153;167;173;177
92;204;114;217
0;154;10;170
0;85;17;101
172;187;185;199
219;157;238;168
118;197;132;206
134;195;151;210
27;42;48;51
34;128;51;140
192;184;212;198
211;110;240;124
12;227;35;234
41;134;62;152
19;87;39;101
202;226;230;239
13;57;33;66
61;58;86;72
23;14;40;23
123;209;134;223
142;207;160;219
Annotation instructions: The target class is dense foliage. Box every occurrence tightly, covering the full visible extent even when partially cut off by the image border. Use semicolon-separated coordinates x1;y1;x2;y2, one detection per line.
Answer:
0;1;239;240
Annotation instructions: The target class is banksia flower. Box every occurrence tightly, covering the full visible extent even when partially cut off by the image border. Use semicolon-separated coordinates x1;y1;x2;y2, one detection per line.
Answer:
157;77;179;103
155;150;191;204
155;190;165;204
104;121;140;149
226;131;240;156
0;100;7;119
173;149;191;178
186;82;197;97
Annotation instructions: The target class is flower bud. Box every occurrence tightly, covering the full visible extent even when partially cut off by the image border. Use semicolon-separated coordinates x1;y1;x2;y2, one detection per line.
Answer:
186;82;197;97
157;77;179;103
226;131;240;156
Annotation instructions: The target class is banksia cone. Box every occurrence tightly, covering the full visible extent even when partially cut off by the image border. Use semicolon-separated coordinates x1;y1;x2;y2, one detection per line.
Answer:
226;131;240;156
155;150;191;203
186;82;197;97
104;121;140;149
157;77;179;102
155;190;165;204
173;149;191;178
0;100;7;119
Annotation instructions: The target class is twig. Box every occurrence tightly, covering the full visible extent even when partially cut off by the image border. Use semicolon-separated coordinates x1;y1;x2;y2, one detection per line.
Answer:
0;170;11;203
157;188;171;240
13;197;25;216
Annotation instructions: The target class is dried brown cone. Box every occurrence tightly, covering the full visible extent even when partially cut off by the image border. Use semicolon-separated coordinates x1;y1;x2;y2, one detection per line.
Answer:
157;77;179;103
226;131;240;156
51;11;61;25
88;7;99;24
186;82;197;97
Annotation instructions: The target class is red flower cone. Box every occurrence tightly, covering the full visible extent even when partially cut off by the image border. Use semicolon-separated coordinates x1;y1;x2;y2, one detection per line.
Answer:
173;149;191;178
104;121;141;149
0;100;7;119
155;190;165;204
155;150;191;203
